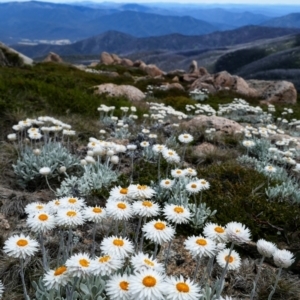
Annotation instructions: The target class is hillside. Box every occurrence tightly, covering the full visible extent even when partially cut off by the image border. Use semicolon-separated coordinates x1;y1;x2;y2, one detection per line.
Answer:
11;26;300;59
262;13;300;28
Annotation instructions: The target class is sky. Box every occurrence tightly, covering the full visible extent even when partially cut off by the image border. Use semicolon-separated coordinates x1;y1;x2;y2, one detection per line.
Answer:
0;0;300;3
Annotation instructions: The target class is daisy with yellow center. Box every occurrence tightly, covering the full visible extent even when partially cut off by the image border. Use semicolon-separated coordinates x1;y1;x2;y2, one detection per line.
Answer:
106;200;133;220
109;186;132;201
91;254;123;276
130;252;164;273
83;206;106;223
184;235;216;258
65;253;93;278
132;200;160;218
225;221;251;245
129;270;165;300
184;168;197;177
56;208;85;227
46;199;62;214
163;275;202;300
162;148;180;164
43;265;71;290
171;169;186;178
216;248;241;270
160;178;174;189
24;202;47;215
203;222;228;243
186;181;202;194
26;211;56;233
60;196;86;209
142;219;175;245
100;236;134;259
163;204;191;225
3;234;39;259
128;184;156;200
106;274;131;300
178;133;194;144
198;179;210;190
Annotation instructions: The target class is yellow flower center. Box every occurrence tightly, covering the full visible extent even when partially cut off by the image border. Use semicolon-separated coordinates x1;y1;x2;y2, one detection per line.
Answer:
168;152;174;156
99;255;110;263
183;135;189;138
120;188;128;195
142;201;153;207
191;184;197;188
117;203;126;210
119;281;129;291
79;259;90;267
154;222;166;230
113;239;124;247
200;180;207;185
196;239;207;246
38;214;48;221
67;211;77;217
174;206;184;214
144;259;154;267
176;170;182;174
54;200;60;206
36;205;44;210
93;207;102;213
142;276;156;287
235;229;241;233
137;185;147;190
225;255;234;263
54;266;67;276
17;239;28;247
68;198;77;204
214;226;225;233
165;180;170;184
176;282;190;293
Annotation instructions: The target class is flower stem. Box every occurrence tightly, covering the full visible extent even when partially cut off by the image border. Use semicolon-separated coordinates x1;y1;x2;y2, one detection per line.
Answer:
39;232;48;271
92;223;97;258
250;256;265;300
153;243;158;259
45;175;56;194
164;224;177;272
20;258;29;300
193;255;201;281
134;217;142;251
268;267;282;300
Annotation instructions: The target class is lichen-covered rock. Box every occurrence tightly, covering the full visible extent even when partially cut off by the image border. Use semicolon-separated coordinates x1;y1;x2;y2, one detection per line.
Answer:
189;60;199;74
100;52;114;65
184;115;243;135
93;83;145;101
142;64;165;77
121;58;133;67
43;52;63;63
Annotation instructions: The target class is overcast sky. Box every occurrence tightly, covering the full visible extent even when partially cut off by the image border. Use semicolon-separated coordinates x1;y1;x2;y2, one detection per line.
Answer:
0;0;300;3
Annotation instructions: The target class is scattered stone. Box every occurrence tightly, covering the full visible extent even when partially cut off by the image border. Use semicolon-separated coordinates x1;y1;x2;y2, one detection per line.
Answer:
172;76;179;82
100;52;114;65
121;58;134;67
0;213;10;230
93;83;146;101
43;52;63;63
142;64;165;77
189;60;199;75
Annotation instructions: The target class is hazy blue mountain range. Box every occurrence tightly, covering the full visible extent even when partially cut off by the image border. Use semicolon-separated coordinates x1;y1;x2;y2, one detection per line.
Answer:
2;1;300;45
262;13;300;28
12;26;300;59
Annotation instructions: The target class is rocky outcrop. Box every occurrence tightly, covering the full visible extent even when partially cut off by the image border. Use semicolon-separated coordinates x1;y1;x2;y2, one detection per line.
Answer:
142;64;165;77
247;80;297;105
121;58;134;67
184;115;243;135
43;52;63;63
100;52;115;65
0;42;33;66
93;83;145;102
189;60;199;75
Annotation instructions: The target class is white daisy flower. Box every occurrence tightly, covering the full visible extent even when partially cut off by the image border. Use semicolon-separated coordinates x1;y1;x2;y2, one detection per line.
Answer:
140;141;150;148
163;275;201;300
46;199;62;214
184;235;216;258
56;208;85;227
242;140;255;148
106;200;133;221
163;204;191;224
184;168;197;177
109;186;131;202
198;179;210;190
83;206;106;223
91;254;123;276
60;196;86;210
273;249;295;268
131;252;164;273
216;248;241;270
178;133;194;144
160;179;174;189
132;200;160;218
171;168;186;178
203;223;228;243
225;221;251;244
162;148;180;164
26;211;56;233
142;220;175;245
39;167;51;175
3;234;39;259
186;181;202;194
100;236;134;259
25;202;48;215
153;144;166;153
257;239;277;258
66;252;93;278
264;165;276;173
127;144;137;151
129;269;165;300
106;273;130;300
29;132;43;140
128;184;156;200
43;265;71;290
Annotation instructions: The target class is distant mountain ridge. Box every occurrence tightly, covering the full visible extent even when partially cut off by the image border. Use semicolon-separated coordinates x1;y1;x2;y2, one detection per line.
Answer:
11;26;300;59
262;13;300;28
